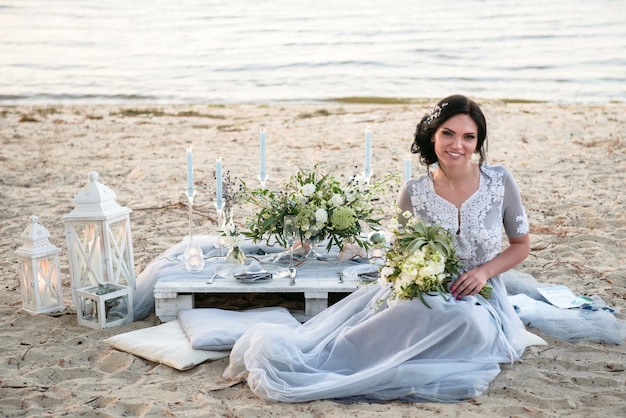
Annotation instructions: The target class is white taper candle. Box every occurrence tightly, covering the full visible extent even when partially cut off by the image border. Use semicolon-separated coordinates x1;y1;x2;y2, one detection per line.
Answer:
260;129;267;181
404;155;411;183
364;127;372;178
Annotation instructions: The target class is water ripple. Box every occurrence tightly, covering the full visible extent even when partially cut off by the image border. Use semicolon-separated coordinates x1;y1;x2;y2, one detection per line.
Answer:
0;0;624;104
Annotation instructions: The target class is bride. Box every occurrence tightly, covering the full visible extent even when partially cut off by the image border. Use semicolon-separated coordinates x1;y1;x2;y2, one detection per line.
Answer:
223;94;531;403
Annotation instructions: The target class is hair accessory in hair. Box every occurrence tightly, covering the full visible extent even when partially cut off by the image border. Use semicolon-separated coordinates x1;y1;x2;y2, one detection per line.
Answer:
425;102;448;125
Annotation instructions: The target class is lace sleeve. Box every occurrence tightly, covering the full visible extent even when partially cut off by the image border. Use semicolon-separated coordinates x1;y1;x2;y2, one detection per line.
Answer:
502;168;529;237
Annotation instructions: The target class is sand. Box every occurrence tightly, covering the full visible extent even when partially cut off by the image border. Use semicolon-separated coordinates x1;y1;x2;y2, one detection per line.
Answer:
1;101;625;417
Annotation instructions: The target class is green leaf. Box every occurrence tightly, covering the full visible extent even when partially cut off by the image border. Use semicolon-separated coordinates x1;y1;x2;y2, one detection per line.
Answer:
418;292;432;309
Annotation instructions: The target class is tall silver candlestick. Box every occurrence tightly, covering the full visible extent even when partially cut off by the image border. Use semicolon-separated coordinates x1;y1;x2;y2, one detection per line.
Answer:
183;190;204;272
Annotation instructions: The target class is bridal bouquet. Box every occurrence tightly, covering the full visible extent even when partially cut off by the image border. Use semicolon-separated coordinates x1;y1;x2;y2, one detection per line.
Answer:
379;211;491;308
242;165;397;251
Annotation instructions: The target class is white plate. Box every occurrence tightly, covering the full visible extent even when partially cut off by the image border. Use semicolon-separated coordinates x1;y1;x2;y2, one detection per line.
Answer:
342;264;380;281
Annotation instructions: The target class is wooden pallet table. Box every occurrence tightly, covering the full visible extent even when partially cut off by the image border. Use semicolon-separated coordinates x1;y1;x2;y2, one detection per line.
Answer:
147;236;372;322
154;266;361;322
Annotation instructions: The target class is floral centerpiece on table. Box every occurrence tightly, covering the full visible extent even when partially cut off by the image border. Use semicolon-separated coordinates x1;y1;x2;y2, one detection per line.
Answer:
242;165;398;251
379;211;492;308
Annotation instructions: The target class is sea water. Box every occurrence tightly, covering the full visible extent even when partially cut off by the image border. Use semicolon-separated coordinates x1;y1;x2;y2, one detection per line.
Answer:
1;0;624;104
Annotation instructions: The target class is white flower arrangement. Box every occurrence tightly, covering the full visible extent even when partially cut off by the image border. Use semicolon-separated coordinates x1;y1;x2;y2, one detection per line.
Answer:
219;214;246;264
242;165;398;251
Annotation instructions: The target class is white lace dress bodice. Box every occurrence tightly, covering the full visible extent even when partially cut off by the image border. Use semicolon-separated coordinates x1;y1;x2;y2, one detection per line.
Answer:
407;164;529;270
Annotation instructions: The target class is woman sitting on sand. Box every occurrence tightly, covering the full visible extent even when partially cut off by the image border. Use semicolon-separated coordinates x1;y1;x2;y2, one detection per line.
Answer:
223;94;531;402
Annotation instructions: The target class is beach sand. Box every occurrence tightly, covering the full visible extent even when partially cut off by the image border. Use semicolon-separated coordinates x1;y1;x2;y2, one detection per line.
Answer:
1;101;625;417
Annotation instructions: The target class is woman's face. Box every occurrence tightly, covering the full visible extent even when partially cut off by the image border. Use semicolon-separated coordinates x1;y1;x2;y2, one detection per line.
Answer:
432;114;478;167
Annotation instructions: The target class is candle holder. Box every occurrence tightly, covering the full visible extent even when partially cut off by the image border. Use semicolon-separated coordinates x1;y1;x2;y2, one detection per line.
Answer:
15;215;65;315
215;203;229;257
183;191;205;273
258;173;268;189
363;169;372;185
76;282;133;329
217;207;226;230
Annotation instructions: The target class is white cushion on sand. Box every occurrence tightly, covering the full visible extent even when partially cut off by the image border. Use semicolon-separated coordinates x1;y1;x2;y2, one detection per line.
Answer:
104;320;228;371
178;307;301;351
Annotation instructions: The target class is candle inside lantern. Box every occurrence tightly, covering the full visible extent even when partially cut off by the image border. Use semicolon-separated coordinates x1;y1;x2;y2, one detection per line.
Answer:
37;272;46;293
260;129;267;181
364;127;372;177
186;146;194;197
216;158;223;210
404;156;411;183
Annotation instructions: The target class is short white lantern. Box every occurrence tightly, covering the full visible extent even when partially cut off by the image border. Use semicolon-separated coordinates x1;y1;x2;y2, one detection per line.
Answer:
15;216;65;315
76;282;133;329
62;171;136;309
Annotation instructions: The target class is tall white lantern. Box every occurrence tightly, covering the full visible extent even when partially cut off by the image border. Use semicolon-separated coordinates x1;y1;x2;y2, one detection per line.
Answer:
15;216;65;315
62;171;136;308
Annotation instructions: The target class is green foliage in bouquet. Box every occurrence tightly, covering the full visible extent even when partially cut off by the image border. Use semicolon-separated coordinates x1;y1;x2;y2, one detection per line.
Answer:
242;165;398;251
380;211;492;308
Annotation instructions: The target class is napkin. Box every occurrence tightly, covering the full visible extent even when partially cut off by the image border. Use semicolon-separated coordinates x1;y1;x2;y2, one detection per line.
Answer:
358;270;380;280
234;272;273;281
234;260;272;281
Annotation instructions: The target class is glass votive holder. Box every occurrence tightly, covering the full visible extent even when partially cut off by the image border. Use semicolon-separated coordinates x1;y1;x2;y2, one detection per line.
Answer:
184;245;205;272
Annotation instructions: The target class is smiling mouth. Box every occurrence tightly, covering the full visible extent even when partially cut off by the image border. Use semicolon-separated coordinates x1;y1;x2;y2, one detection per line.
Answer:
447;151;464;157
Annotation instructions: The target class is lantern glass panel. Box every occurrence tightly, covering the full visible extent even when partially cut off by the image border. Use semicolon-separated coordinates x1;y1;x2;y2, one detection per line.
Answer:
37;258;61;307
106;217;133;286
19;260;35;307
70;223;104;287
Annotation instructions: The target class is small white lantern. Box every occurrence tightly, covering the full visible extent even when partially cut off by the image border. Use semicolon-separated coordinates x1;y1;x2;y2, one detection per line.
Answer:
62;171;136;309
15;216;65;315
76;283;133;329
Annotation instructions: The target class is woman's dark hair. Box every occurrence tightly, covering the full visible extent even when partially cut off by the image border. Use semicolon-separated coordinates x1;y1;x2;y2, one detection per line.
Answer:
411;94;487;167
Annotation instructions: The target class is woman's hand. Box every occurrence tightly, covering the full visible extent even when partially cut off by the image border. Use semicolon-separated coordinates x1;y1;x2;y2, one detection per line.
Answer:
451;234;530;298
450;268;489;298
